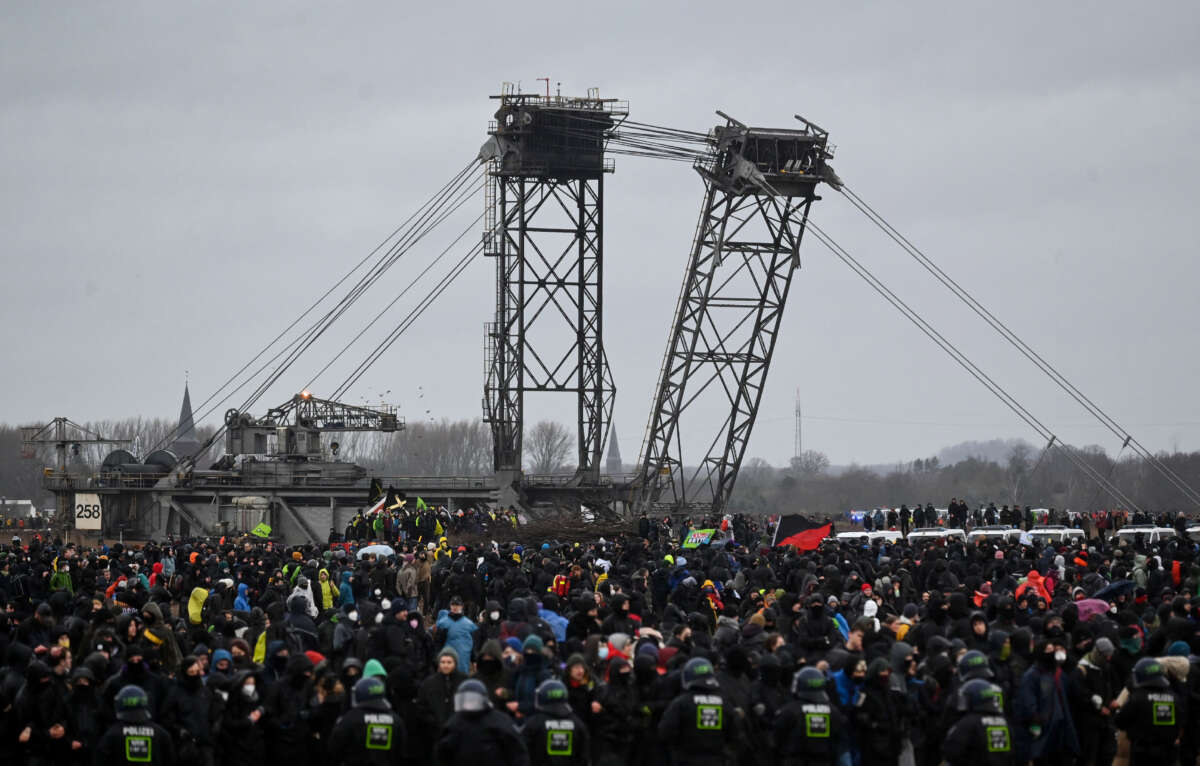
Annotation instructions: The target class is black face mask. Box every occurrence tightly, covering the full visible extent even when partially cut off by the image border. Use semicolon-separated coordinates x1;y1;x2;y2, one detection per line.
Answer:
182;674;203;689
809;606;824;619
1037;653;1056;669
479;658;502;673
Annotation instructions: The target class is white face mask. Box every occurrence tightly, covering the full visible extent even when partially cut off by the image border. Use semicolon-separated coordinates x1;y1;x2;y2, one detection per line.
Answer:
347;611;358;623
375;613;383;625
409;619;419;629
1054;650;1067;663
242;684;256;698
490;611;500;621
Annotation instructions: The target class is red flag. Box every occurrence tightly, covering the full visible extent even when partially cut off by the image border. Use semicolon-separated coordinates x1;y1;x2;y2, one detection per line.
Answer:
772;515;832;550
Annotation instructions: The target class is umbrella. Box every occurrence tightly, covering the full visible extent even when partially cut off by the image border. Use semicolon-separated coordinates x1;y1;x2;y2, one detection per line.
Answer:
1074;598;1112;622
1092;579;1135;603
357;544;395;560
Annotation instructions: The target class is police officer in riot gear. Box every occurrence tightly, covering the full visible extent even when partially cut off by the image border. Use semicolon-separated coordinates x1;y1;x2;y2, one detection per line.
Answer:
942;650;998;729
774;667;842;766
95;685;177;766
658;657;736;766
942;679;1015;766
1115;658;1183;766
329;677;407;765
436;679;529;766
521;679;591;766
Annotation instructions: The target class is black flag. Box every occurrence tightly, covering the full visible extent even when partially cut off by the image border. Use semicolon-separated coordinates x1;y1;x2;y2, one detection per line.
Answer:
772;515;832;550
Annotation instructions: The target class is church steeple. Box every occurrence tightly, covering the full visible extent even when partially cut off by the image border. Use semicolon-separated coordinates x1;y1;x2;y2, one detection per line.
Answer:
605;427;622;474
177;383;196;441
171;381;201;457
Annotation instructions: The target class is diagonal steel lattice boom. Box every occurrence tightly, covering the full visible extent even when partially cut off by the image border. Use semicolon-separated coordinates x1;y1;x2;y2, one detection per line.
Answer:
635;113;838;515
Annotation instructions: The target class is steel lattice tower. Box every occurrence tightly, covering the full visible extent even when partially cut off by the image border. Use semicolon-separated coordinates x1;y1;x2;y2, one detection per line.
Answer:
635;114;835;515
482;88;625;509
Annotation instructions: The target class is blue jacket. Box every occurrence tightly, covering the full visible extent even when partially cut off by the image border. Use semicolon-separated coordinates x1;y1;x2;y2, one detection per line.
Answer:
832;612;850;641
538;608;569;643
234;583;250;612
338;571;355;606
436;610;478;663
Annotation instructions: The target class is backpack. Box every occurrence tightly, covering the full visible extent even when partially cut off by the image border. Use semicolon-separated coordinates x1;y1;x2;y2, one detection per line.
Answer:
552;574;570;598
283;622;317;654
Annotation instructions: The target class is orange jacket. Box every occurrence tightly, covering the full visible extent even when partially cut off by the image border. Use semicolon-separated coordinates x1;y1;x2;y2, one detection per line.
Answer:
1015;570;1051;602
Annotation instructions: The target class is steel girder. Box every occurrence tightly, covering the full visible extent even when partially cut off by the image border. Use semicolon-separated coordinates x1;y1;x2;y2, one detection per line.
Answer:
635;181;813;515
484;173;614;480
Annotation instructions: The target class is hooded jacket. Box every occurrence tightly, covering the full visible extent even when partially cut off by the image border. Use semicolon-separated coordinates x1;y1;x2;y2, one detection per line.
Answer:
234;582;251;612
141;601;182;674
315;569;337;611
436;608;479;664
187;587;209;625
338;570;355;606
1015;570;1052;603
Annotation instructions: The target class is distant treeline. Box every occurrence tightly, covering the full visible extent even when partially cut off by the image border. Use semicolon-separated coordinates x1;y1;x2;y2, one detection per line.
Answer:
3;418;1199;516
730;444;1200;517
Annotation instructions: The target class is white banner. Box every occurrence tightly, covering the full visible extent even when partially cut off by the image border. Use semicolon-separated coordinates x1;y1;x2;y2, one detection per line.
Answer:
74;493;102;530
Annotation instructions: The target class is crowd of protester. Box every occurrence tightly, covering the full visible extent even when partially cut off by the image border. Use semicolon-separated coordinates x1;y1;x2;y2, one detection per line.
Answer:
0;503;1195;765
860;502;1178;537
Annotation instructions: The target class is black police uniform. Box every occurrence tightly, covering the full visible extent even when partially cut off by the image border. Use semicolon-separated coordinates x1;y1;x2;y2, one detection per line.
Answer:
1114;686;1182;765
329;705;407;765
774;699;841;766
658;690;736;766
437;708;530;766
942;712;1017;766
95;720;177;766
522;710;591;766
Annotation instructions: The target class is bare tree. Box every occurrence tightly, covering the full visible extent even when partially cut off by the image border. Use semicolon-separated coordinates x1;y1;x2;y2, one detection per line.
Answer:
350;418;493;476
1006;443;1032;504
790;450;831;478
525;420;572;474
741;457;774;482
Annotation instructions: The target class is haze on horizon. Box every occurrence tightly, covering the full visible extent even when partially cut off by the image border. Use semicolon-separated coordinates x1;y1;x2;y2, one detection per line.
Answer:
2;2;1198;468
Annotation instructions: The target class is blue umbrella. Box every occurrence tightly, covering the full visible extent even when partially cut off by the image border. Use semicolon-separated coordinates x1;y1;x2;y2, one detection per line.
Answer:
1092;579;1135;602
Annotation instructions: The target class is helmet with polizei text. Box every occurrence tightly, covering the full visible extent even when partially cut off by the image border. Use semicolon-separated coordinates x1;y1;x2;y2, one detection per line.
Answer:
535;679;572;716
353;676;390;710
960;679;1004;714
682;657;719;690
957;650;993;681
1132;657;1170;689
791;667;829;702
115;684;151;722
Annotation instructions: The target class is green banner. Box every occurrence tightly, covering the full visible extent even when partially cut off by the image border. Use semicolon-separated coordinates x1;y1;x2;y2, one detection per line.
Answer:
250;522;272;538
682;528;716;549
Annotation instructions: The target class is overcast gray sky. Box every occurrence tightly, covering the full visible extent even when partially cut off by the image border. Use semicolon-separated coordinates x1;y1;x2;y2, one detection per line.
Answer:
2;1;1198;468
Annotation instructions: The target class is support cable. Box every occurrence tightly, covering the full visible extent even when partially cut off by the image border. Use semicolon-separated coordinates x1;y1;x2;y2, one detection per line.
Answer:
175;161;483;462
838;185;1200;508
305;210;484;391
807;221;1143;513
147;160;479;455
333;241;486;399
227;166;482;420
